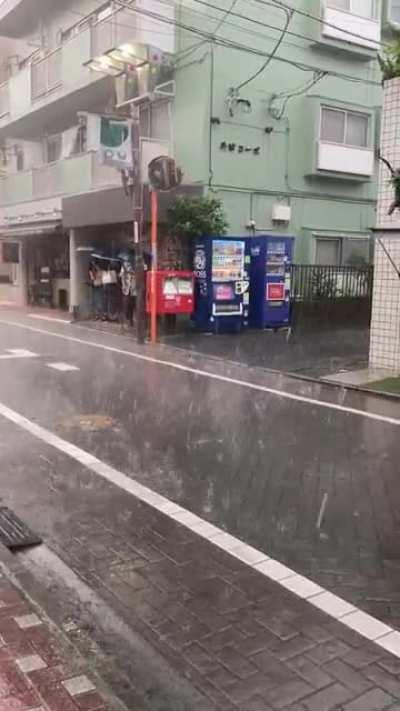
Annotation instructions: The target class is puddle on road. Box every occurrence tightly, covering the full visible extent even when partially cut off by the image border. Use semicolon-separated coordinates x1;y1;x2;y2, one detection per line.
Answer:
57;414;121;433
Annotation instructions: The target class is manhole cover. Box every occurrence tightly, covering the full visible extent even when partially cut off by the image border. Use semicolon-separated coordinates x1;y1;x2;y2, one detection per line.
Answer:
0;507;42;551
57;414;119;433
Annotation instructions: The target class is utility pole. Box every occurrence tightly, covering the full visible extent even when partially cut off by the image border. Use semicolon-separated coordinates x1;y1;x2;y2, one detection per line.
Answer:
130;105;147;344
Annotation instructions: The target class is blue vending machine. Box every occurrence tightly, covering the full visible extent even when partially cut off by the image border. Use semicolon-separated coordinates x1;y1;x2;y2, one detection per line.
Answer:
248;235;294;329
193;237;250;333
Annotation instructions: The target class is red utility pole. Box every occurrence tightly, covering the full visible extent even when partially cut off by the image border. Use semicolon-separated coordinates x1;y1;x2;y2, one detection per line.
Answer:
150;189;158;344
130;105;146;344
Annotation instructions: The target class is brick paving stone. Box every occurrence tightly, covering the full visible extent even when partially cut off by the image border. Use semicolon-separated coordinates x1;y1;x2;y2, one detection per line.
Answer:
288;655;333;689
216;646;257;678
240;697;274;710
75;691;108;710
379;654;400;674
185;642;220;674
262;678;314;709
323;657;374;694
364;664;400;697
239;631;278;657
252;650;298;685
200;626;247;653
26;471;400;711
0;578;109;711
302;682;355;710
344;644;385;669
62;675;96;696
306;639;352;664
227;671;278;704
343;688;396;711
268;634;316;660
206;666;238;690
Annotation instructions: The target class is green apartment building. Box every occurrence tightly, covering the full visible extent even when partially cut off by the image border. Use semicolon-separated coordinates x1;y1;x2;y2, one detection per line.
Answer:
0;0;395;309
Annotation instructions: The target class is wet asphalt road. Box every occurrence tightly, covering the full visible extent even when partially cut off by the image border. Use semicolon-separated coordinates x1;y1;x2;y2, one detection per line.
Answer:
0;312;400;633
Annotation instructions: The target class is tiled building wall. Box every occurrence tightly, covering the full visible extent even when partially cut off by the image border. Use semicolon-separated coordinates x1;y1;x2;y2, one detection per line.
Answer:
370;235;400;370
370;79;400;371
377;79;400;228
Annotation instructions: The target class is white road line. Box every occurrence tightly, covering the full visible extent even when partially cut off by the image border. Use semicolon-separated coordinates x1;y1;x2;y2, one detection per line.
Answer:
0;398;398;657
47;363;80;372
29;314;72;325
0;319;399;428
0;349;37;360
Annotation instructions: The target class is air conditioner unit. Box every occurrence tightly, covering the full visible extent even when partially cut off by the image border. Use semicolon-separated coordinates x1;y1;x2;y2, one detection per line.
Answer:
115;60;174;107
272;203;291;222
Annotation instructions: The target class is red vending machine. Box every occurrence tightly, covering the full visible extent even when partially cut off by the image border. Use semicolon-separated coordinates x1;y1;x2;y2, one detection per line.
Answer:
146;270;195;315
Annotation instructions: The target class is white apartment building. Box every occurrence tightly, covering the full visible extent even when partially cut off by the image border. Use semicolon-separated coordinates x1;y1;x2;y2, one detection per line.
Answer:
0;0;197;313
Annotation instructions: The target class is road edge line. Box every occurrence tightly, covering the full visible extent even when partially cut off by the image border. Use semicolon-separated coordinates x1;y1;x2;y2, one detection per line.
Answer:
0;399;399;658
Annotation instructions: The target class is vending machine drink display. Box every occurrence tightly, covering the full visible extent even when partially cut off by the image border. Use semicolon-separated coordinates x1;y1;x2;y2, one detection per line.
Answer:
248;235;294;329
193;237;250;333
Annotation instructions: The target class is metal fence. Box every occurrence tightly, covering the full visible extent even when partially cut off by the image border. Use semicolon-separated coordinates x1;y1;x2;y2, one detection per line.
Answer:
291;264;374;302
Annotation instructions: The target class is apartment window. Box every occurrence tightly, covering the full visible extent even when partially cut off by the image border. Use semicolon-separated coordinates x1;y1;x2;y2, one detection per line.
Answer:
320;107;369;148
390;0;400;23
315;237;370;266
44;135;62;164
315;238;341;266
327;0;376;18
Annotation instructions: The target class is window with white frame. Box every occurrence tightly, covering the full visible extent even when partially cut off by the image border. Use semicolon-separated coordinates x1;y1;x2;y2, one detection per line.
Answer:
390;0;400;23
327;0;376;19
320;107;369;148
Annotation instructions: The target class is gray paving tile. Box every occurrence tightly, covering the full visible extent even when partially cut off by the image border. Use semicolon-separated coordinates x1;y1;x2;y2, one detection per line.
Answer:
343;688;395;711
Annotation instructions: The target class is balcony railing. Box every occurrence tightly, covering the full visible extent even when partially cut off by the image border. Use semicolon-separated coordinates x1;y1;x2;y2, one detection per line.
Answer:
0;152;121;206
91;7;138;58
0;139;171;207
31;48;62;101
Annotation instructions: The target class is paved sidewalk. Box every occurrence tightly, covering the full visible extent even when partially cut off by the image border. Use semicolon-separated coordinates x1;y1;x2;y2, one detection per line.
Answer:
7;441;400;711
0;570;109;711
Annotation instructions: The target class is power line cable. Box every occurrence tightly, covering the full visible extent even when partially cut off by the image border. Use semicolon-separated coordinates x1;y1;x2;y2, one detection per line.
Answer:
60;0;381;87
65;0;387;50
115;0;381;86
183;0;380;58
234;4;293;90
264;0;386;48
269;70;327;119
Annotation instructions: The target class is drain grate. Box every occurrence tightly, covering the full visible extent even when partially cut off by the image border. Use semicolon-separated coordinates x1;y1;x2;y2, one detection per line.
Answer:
0;507;42;551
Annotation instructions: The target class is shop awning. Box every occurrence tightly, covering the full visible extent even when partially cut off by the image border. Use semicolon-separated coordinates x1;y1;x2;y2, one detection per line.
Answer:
62;184;203;229
0;221;62;239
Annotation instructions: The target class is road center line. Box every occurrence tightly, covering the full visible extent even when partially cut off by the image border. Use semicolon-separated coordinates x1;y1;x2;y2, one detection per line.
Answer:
0;318;399;427
1;398;399;657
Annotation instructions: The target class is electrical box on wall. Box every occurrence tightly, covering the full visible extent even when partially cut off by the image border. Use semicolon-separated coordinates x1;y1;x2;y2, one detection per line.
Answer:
272;204;291;223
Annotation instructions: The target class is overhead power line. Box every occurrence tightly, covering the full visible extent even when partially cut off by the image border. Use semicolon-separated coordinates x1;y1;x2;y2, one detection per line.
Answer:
63;0;381;88
234;4;293;90
268;0;386;48
115;0;381;87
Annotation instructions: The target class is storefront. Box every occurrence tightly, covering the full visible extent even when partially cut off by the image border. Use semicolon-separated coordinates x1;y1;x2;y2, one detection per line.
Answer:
0;221;68;309
26;232;69;309
62;183;201;320
0;241;23;306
